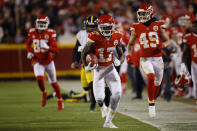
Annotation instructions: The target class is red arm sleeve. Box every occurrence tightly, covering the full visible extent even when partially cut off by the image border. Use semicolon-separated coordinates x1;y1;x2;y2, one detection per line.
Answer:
49;38;59;53
49;31;59;54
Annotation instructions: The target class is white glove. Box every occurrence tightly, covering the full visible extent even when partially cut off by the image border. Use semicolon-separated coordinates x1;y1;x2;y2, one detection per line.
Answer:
40;42;49;50
114;57;121;66
85;62;98;71
27;52;34;59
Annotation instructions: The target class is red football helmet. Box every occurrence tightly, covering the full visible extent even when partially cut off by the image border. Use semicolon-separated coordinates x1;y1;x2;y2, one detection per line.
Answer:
98;14;115;37
177;13;190;27
137;3;154;23
36;14;50;30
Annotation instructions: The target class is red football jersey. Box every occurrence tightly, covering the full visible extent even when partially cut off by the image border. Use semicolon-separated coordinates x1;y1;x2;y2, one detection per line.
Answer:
131;21;165;57
183;33;197;64
88;31;122;66
26;28;59;65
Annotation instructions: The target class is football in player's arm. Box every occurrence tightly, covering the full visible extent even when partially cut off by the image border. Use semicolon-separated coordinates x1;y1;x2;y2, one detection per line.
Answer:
81;14;124;128
26;14;64;110
126;3;170;118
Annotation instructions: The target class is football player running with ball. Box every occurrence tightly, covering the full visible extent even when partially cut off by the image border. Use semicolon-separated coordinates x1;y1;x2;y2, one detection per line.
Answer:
26;14;64;110
126;4;170;118
82;14;124;128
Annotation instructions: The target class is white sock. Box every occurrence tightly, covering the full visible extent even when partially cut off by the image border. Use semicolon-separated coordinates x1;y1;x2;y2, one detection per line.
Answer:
105;108;115;123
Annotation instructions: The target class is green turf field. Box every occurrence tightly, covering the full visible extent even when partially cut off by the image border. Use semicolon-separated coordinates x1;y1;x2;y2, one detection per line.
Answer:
0;81;160;131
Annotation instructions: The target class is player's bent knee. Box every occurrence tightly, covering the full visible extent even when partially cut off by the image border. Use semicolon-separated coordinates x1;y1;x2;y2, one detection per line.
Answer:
110;92;121;110
155;81;161;86
147;73;155;81
96;99;104;105
36;76;44;81
111;91;121;102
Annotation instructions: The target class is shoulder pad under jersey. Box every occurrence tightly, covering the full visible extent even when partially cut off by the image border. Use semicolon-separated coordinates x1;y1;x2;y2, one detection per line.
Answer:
29;28;35;33
130;23;138;31
184;33;192;37
48;29;55;32
114;30;121;34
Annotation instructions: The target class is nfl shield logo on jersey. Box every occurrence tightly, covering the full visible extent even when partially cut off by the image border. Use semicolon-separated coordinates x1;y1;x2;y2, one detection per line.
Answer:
45;34;49;39
153;25;158;31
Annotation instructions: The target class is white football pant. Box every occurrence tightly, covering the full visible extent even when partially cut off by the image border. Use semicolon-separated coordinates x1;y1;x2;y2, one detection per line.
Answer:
171;52;182;75
93;64;122;113
191;61;197;99
140;57;164;86
33;61;57;83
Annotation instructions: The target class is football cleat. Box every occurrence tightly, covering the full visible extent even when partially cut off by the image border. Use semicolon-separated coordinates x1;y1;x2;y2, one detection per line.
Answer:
41;92;47;107
100;104;108;118
58;99;64;111
103;121;118;128
149;105;156;118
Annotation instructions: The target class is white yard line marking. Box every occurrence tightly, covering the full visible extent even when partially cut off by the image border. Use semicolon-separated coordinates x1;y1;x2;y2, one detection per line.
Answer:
118;90;197;131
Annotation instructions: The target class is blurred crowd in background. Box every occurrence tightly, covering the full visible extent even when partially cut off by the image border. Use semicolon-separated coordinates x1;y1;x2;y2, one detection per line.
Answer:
0;0;196;44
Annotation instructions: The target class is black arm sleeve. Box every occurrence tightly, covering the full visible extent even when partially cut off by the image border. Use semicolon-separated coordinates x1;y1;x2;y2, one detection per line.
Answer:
121;44;126;53
72;40;81;62
182;43;191;74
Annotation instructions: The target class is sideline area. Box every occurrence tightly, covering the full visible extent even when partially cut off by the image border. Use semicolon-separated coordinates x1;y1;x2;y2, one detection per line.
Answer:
60;80;197;131
118;90;197;131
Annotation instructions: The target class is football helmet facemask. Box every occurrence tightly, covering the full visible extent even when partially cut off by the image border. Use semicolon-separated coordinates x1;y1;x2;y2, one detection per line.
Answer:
98;14;115;38
36;14;50;31
137;3;154;23
86;16;98;33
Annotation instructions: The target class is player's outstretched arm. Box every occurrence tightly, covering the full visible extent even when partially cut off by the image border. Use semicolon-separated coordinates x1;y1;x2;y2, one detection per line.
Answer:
160;28;170;47
26;34;34;60
71;40;82;69
182;43;190;65
127;30;136;55
81;42;95;66
116;44;125;64
126;30;136;64
48;37;59;54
